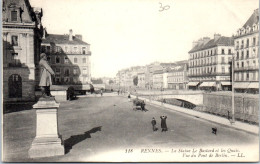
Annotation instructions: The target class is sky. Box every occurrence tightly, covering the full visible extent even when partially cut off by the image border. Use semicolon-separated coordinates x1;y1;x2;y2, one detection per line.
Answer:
30;0;259;78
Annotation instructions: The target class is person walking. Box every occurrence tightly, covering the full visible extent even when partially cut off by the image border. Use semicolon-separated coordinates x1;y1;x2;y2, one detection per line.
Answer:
100;89;103;96
160;115;168;132
151;117;158;131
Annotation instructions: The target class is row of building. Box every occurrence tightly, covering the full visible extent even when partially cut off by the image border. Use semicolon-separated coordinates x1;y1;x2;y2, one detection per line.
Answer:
115;9;259;94
2;0;92;102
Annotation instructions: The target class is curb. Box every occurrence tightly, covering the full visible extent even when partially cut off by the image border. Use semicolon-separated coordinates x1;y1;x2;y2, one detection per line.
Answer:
131;95;259;135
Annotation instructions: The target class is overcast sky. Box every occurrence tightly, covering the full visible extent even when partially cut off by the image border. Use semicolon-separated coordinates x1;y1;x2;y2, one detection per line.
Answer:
30;0;258;78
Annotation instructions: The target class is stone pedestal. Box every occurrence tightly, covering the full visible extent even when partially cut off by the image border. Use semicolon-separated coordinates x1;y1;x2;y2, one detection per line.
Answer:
28;97;64;158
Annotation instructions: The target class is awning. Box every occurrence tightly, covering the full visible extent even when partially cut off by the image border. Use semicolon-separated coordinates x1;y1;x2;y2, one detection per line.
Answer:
233;82;250;89
187;82;199;86
199;82;216;87
221;82;231;86
248;82;259;89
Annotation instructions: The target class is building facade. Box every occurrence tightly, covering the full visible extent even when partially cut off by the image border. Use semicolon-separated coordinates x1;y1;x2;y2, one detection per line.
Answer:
167;60;188;90
188;34;234;91
233;9;259;94
2;0;43;102
41;29;91;88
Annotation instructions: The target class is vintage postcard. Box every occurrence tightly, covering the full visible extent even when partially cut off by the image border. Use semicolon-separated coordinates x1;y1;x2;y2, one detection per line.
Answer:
2;0;259;162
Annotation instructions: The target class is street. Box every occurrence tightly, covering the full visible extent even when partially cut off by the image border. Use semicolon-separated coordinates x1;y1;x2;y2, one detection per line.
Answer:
3;94;259;162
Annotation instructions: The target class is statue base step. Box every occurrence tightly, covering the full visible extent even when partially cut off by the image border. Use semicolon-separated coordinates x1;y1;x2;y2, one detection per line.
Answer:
28;136;64;158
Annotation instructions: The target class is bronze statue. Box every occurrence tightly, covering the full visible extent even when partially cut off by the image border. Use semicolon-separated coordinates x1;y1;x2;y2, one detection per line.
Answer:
39;53;55;97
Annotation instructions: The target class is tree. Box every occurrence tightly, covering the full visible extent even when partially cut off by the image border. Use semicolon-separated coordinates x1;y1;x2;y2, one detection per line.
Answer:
109;79;114;84
133;76;138;86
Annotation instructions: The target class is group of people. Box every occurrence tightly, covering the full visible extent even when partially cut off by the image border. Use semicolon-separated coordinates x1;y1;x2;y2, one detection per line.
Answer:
151;116;168;132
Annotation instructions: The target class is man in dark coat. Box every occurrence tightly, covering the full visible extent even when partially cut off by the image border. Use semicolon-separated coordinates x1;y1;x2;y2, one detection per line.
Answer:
160;116;168;132
151;117;158;131
39;53;55;97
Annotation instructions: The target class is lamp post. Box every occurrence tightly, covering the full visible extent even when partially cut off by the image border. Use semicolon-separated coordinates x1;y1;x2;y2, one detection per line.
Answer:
231;55;235;124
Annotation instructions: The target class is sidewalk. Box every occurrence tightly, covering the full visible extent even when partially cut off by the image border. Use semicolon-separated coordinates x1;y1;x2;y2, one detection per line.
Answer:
131;95;259;135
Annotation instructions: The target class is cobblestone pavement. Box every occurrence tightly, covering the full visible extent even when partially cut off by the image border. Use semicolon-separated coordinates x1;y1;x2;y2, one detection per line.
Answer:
2;96;259;162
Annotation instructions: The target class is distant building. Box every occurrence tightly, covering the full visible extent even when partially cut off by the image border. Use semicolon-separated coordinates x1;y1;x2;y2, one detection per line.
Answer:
152;69;164;89
137;68;146;88
167;60;189;90
233;9;259;94
41;29;91;89
2;0;43;102
188;34;234;91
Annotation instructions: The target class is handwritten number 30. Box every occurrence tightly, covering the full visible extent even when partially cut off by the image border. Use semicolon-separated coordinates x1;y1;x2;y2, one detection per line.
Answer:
159;2;170;12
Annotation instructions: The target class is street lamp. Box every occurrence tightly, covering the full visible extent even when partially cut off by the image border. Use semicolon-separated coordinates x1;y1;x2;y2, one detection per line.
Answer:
231;55;235;124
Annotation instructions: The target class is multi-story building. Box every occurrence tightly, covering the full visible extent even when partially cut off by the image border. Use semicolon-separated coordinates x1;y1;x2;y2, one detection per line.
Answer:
2;0;43;102
137;68;146;88
152;69;164;89
188;34;234;91
167;60;188;90
41;29;91;89
233;9;259;94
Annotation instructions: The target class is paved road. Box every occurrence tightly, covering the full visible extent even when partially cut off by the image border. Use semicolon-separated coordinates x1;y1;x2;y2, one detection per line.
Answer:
3;96;259;162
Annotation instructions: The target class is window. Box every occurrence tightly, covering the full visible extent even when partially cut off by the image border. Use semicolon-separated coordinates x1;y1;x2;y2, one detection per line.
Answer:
83;68;87;74
237;62;239;68
8;74;22;98
253;72;256;80
47;46;50;53
253;37;256;46
55;77;61;84
241;73;244;81
64;77;70;83
83;58;86;63
11;36;18;46
56;57;60;63
246;71;249;81
64;68;70;77
11;11;18;21
41;46;46;53
47;56;51;62
241;62;244;68
246;39;249;48
74;57;78;63
246;50;249;58
241;51;244;59
55;68;61;75
82;47;86;54
10;53;20;67
222;66;225;74
228;49;231;54
221;57;225;63
73;67;78;75
236;52;239;59
74;47;77;53
221;49;225;54
64;57;69;64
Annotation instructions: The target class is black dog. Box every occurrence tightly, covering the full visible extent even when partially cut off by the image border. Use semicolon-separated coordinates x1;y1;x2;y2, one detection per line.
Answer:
212;127;217;135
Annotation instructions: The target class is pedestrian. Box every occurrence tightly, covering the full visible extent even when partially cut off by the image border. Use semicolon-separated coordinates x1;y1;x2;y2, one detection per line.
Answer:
128;93;131;101
118;90;120;95
39;53;55;98
151;117;158;131
160;115;168;132
100;89;103;96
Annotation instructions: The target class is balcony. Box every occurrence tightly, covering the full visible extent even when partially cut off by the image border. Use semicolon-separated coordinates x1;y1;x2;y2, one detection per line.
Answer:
234;66;259;71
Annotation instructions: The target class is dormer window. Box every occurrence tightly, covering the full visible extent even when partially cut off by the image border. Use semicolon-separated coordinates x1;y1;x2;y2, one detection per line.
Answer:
11;10;18;21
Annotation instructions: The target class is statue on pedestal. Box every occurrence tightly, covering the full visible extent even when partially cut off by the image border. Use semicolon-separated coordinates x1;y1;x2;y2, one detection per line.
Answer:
39;53;55;98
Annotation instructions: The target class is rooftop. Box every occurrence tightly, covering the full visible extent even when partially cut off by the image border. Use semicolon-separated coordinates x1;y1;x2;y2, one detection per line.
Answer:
42;34;89;45
189;36;234;53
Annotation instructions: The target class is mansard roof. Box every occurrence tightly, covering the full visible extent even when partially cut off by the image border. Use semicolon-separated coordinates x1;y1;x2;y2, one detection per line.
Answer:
188;36;234;53
42;34;89;45
243;9;259;29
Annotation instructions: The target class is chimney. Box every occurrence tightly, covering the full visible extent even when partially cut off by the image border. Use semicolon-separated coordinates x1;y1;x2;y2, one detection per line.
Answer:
214;33;221;41
203;37;210;44
69;29;73;41
197;38;204;45
75;34;82;40
192;41;198;48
